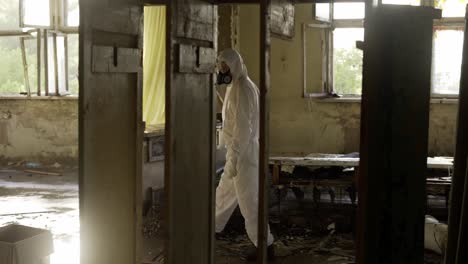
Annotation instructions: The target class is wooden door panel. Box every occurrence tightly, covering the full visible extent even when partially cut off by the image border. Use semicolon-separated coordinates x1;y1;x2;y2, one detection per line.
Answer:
79;1;143;264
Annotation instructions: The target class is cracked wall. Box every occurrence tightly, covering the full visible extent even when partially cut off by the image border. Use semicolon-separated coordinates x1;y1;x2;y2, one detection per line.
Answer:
0;98;78;164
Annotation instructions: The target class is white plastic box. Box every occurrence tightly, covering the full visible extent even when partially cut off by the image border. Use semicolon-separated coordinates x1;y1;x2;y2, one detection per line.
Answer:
0;224;54;264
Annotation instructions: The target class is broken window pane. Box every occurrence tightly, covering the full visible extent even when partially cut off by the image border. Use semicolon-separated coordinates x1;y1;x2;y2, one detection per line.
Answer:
22;0;51;27
333;28;364;95
334;3;365;19
65;0;79;27
436;0;468;18
432;29;464;95
0;0;21;30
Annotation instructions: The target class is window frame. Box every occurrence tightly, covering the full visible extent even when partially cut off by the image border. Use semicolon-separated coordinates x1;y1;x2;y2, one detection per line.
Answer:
309;0;466;99
59;0;80;32
431;16;465;98
0;0;79;97
303;22;332;98
306;1;365;98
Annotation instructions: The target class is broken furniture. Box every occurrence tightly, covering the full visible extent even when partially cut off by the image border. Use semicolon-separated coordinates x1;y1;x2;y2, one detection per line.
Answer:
0;224;54;264
270;154;453;205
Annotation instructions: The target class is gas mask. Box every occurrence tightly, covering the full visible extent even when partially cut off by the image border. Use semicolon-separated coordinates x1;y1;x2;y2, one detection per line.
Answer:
216;69;233;85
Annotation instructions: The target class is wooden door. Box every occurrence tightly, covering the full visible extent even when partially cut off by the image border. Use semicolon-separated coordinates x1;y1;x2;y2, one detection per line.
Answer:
79;0;143;263
165;1;217;263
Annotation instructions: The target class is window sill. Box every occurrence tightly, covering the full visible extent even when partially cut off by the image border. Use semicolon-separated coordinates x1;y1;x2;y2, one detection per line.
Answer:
0;95;78;100
309;96;362;103
309;96;459;104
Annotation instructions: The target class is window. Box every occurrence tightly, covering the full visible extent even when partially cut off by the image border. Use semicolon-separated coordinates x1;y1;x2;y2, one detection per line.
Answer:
333;28;364;95
305;2;364;97
431;0;466;96
309;0;466;98
0;0;79;97
21;0;52;28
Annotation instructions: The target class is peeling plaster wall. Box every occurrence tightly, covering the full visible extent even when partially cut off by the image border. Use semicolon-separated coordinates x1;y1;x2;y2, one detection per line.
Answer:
0;98;78;163
428;103;458;156
237;4;458;156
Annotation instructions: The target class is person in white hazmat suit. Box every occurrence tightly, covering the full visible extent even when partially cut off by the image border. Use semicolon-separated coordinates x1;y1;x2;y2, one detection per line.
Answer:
215;48;275;260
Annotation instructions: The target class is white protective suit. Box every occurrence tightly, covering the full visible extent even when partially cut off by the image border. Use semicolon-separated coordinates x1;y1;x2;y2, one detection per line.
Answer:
215;49;274;247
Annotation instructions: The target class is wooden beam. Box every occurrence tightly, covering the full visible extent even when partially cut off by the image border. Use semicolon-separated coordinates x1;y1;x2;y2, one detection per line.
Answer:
455;158;468;263
44;29;49;96
37;29;41;96
20;37;31;97
258;0;271;263
165;1;216;263
79;2;143;264
53;33;59;95
357;5;441;264
0;31;30;37
445;7;468;264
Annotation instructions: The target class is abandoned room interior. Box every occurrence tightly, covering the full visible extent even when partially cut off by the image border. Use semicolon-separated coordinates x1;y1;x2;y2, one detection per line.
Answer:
1;0;468;263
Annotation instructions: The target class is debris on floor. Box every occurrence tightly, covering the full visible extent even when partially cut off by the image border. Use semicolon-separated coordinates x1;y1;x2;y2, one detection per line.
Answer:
0;168;79;264
23;169;62;176
424;215;448;255
143;205;162;239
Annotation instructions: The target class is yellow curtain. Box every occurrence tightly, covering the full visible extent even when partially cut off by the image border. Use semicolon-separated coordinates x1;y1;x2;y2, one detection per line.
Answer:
143;6;166;126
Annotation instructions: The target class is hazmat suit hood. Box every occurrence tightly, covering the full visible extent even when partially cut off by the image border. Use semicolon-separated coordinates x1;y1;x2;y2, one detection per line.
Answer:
217;49;248;82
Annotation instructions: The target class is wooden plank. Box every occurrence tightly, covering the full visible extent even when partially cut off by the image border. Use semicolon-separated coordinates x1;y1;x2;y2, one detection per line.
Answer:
37;29;41;96
53;33;59;95
23;170;62;176
258;0;271;263
357;5;440;264
20;38;31;96
446;7;468;263
79;1;143;264
65;35;69;92
272;164;280;185
456;158;468;263
44;30;49;96
165;1;216;263
0;30;30;36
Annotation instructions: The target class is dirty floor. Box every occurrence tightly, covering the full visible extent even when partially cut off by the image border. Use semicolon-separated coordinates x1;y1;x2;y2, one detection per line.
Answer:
0;167;79;264
1;167;443;264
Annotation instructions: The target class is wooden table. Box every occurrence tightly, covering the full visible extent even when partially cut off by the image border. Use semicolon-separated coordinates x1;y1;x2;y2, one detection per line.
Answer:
269;154;453;205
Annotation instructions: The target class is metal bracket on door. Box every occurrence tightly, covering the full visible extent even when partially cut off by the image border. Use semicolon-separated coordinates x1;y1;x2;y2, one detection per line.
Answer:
92;45;141;73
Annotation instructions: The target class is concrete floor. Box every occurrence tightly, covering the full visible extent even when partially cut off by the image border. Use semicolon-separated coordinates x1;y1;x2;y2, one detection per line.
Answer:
0;167;443;264
0;168;79;264
214;234;355;264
